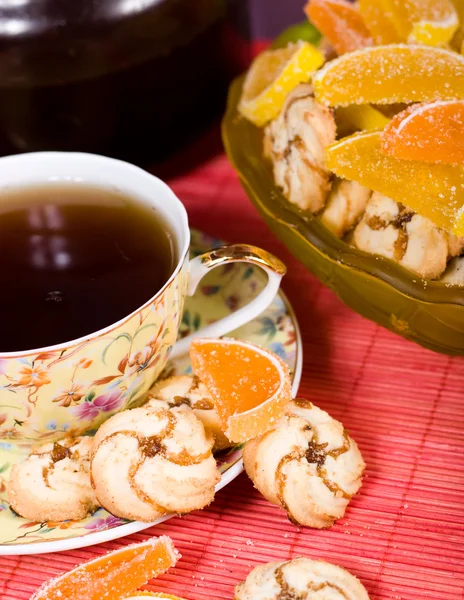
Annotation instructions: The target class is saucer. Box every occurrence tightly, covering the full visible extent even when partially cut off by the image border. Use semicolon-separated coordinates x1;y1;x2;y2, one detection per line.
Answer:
0;229;302;555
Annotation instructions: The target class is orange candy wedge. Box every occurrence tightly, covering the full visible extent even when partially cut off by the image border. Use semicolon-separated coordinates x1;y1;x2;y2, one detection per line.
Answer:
31;537;180;600
190;338;292;443
381;100;464;165
304;0;372;55
326;131;464;236
358;0;402;44
313;45;464;107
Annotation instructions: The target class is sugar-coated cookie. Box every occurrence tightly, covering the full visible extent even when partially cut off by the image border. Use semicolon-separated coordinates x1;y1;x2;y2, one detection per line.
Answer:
243;399;365;528
234;558;370;599
146;375;232;451
8;436;98;522
91;404;221;521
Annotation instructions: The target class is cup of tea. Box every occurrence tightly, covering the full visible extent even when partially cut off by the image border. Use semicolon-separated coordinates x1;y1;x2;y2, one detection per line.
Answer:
0;152;286;443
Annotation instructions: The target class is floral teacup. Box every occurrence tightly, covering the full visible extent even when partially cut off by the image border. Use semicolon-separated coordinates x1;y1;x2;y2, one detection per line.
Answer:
0;152;286;443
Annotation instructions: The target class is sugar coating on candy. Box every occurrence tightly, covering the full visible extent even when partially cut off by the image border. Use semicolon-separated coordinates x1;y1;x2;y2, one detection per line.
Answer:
381;100;464;165
190;338;292;443
304;0;373;55
30;536;180;600
313;45;464;107
383;0;459;45
359;0;402;44
326;131;464;236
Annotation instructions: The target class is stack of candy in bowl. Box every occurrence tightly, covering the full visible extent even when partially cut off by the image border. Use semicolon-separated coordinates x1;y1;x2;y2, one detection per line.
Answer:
13;337;368;599
238;0;464;284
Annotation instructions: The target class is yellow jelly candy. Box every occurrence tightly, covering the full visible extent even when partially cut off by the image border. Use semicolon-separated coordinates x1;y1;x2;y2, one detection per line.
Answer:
313;45;464;107
360;0;458;46
335;105;391;137
385;0;458;46
325;131;464;236
358;0;402;44
238;41;324;127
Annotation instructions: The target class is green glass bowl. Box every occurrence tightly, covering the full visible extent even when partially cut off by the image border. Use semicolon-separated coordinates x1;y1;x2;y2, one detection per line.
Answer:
222;76;464;356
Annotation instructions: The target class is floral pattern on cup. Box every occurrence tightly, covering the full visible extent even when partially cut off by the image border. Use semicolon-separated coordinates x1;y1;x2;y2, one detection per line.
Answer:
0;265;188;443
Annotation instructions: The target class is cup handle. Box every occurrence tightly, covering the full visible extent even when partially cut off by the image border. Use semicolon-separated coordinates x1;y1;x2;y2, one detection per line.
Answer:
170;244;286;358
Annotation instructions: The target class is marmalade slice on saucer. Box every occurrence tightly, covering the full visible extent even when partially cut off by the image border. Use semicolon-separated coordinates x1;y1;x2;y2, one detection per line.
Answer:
325;131;464;236
190;338;292;443
304;0;373;54
313;45;464;107
381;100;464;164
31;537;179;600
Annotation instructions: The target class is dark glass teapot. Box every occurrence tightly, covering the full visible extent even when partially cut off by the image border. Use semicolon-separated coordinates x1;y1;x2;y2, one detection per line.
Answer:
0;0;249;163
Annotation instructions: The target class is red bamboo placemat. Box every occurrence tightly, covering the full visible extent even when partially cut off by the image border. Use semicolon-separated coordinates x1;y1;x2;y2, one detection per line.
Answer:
0;152;463;600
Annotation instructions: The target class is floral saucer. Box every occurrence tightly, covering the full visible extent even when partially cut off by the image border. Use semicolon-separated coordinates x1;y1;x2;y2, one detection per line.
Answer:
0;229;302;555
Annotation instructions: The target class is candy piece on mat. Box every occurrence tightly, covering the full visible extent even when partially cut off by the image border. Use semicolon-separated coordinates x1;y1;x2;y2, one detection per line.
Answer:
304;0;372;55
234;557;370;600
381;100;464;165
325;131;464;236
31;537;180;600
124;594;187;599
190;338;292;443
313;45;464;107
238;41;324;127
382;0;458;46
335;105;391;137
358;0;402;43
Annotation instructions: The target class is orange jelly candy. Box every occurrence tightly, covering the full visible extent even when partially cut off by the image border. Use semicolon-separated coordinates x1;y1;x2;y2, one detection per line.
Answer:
326;131;464;236
382;100;464;165
304;0;372;54
124;594;186;599
190;338;292;443
313;45;464;107
31;537;180;600
358;0;402;43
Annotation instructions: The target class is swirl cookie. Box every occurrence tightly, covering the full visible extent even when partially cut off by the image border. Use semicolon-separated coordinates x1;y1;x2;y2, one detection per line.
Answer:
146;375;232;451
243;399;365;528
234;558;370;600
8;436;98;522
91;404;221;521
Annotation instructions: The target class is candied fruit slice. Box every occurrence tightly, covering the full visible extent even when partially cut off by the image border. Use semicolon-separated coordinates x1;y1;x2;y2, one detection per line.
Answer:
238;41;324;127
124;594;186;599
31;537;180;600
190;338;292;443
382;0;458;46
304;0;372;55
335;105;391;136
382;100;464;165
326;131;464;236
313;45;464;107
358;0;402;43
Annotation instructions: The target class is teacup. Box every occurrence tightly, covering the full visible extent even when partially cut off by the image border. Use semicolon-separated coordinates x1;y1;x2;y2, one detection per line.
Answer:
0;152;286;443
